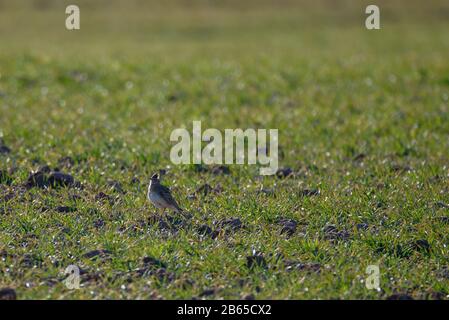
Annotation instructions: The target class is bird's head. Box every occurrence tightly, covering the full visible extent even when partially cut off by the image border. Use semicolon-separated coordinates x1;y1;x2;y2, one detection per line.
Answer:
150;173;160;183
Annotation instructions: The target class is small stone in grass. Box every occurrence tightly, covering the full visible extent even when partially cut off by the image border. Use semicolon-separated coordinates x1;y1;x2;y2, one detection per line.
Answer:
435;201;449;209
48;172;75;187
391;164;412;173
197;225;219;239
95;192;109;200
299;189;320;197
95;192;113;203
246;254;267;269
322;224;350;242
154;268;175;282
410;239;431;253
276;167;293;179
193;164;208;173
199;288;216;297
278;218;297;236
93;219;105;229
0;287;16;300
25;170;77;189
25;171;47;188
420;290;445;300
353;153;366;162
211;165;230;175
323;224;337;234
356;223;369;231
56;206;76;213
0;145;11;154
438;216;449;224
20;255;33;268
142;256;167;269
130;177;140;185
386;293;414;300
216;218;243;231
83;249;112;260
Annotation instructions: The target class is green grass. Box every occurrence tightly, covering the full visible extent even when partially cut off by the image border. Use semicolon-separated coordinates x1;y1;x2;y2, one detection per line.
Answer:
1;0;449;299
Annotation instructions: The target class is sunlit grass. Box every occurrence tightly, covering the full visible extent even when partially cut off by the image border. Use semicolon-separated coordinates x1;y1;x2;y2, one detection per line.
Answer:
0;0;449;299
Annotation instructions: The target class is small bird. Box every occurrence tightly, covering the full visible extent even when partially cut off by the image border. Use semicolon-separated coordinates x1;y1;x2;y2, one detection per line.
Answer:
147;173;183;214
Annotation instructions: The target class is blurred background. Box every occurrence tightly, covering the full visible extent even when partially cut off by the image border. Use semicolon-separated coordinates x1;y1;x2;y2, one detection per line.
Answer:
0;0;448;58
1;0;448;163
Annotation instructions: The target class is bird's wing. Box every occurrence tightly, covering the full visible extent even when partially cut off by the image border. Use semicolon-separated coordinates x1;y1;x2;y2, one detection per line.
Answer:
159;185;182;211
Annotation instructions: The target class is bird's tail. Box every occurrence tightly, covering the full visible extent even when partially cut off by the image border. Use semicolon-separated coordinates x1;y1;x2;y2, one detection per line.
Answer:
173;205;191;219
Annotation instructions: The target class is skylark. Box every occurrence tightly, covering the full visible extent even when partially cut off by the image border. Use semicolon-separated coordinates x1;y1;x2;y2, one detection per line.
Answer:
147;173;183;214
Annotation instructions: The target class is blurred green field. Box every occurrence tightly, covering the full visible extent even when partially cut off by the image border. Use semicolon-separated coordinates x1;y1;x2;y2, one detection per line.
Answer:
1;0;449;300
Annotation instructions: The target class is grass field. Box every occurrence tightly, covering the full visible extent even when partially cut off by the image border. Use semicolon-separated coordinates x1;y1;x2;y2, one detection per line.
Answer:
1;0;449;299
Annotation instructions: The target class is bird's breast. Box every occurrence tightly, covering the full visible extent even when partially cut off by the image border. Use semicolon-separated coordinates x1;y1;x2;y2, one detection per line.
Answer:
149;191;167;208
